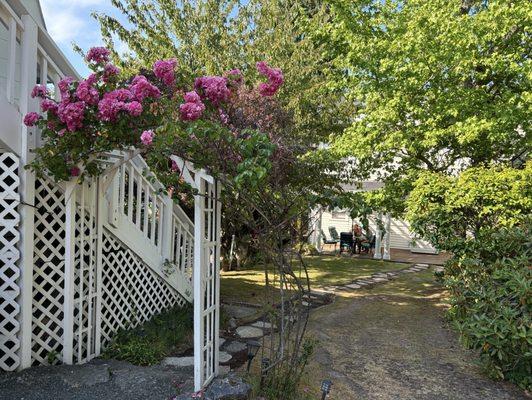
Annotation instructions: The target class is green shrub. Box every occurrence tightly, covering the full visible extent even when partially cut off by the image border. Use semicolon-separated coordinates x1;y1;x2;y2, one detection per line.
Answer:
103;304;193;365
445;225;531;390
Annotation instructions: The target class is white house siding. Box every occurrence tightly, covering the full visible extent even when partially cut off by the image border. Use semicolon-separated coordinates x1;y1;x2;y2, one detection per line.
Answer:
319;208;436;252
0;12;22;105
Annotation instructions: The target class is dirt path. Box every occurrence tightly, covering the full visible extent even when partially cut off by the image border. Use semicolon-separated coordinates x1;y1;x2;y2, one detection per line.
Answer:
305;268;528;400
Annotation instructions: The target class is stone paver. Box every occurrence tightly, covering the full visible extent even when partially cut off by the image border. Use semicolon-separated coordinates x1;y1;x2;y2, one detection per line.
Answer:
218;351;232;363
224;341;247;354
235;326;263;338
250;321;272;329
162;356;194;367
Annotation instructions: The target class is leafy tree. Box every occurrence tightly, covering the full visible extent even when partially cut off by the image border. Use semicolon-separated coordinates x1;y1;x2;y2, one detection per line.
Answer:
316;0;530;207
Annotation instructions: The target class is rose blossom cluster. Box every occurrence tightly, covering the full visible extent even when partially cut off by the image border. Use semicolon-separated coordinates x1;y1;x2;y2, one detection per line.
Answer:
140;130;155;146
179;91;205;121
153;59;177;86
194;76;231;105
129;75;161;102
86;47;111;64
256;61;284;96
31;84;48;99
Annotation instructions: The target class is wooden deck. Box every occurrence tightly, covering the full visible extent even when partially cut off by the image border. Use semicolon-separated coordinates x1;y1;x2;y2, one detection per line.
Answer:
321;246;450;266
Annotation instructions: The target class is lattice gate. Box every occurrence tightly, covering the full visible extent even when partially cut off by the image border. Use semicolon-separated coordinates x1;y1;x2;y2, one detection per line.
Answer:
193;173;221;391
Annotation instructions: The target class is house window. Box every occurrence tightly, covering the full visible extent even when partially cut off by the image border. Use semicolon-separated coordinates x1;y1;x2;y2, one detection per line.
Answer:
331;208;346;219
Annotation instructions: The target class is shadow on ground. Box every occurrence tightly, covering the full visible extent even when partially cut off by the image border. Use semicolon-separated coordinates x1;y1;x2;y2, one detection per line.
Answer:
304;268;529;400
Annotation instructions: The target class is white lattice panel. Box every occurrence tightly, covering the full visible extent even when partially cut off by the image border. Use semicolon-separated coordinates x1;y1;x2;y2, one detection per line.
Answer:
0;152;21;371
100;231;186;346
32;178;66;365
73;181;98;364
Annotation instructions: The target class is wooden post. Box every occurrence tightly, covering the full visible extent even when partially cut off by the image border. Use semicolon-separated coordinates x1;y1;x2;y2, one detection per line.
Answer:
6;16;17;103
62;181;77;364
17;14;39;369
94;178;104;356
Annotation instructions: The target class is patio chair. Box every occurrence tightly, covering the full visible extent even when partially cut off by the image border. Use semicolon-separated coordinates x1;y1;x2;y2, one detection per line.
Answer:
329;227;340;242
339;232;354;254
321;229;340;252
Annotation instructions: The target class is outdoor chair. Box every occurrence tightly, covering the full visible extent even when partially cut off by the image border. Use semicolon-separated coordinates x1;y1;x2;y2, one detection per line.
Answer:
361;234;376;255
321;229;340;253
339;232;354;254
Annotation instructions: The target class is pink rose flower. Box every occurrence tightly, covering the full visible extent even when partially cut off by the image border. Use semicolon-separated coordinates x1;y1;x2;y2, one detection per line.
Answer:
58;76;75;101
31;84;48;99
57;101;85;131
256;61;283;96
194;76;230;105
86;47;110;64
171;159;179;172
179;91;205;121
126;101;143;116
153;59;177;86
70;166;81;177
129;75;161;102
140;130;155;146
76;80;99;105
23;112;40;127
103;63;120;82
41;99;58;114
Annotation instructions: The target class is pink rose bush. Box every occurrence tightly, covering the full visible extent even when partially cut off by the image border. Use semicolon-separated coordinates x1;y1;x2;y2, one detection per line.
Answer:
25;45;285;184
256;61;284;96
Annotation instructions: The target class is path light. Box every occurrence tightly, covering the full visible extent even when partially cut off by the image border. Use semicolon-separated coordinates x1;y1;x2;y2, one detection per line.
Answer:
260;357;270;387
321;379;332;400
246;340;261;372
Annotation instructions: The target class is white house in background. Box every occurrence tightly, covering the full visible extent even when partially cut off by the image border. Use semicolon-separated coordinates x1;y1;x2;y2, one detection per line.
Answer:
0;0;221;391
310;181;437;257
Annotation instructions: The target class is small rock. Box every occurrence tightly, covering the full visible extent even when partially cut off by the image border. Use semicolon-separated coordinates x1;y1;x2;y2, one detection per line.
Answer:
219;351;232;363
235;326;264;338
225;341;247;353
228;318;238;330
251;321;272;330
346;284;361;289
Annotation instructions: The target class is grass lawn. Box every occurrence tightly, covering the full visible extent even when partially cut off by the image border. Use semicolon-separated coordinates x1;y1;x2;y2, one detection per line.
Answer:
220;255;407;304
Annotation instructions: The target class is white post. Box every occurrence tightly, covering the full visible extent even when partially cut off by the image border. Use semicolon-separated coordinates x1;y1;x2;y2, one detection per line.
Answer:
17;14;39;369
94;178;104;356
383;213;391;260
161;195;174;261
316;207;323;253
214;181;221;377
6;17;17;103
63;181;77;364
373;213;382;260
193;176;205;391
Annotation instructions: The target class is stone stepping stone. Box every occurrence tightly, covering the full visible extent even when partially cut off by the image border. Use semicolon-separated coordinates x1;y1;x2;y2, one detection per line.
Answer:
219;338;226;347
162;356;194;367
415;263;429;268
302;301;310;307
236;326;264;338
219;351;232;363
251;321;272;330
372;277;388;282
225;341;247;353
346;283;361;289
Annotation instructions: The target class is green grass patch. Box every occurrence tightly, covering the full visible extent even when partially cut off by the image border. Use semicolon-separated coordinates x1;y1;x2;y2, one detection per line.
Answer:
221;255;407;304
103;304;193;365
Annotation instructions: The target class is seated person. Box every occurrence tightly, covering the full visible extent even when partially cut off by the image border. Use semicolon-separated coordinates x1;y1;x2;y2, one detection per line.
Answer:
352;223;366;253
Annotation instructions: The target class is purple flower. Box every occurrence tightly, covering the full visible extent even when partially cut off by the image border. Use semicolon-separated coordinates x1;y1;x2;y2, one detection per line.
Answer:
103;63;120;82
31;84;48;99
57;101;85;131
256;61;283;96
129;75;161;102
153;59;177;86
218;108;229;125
183;90;201;103
76;80;99;105
140;130;155;146
86;47;110;64
194;76;230;105
57;129;66;137
23;112;40;127
179;91;205;121
41;99;58;114
126;101;143;116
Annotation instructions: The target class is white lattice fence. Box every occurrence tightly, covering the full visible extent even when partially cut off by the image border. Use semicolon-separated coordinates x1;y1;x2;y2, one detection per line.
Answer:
100;231;186;346
0;152;21;371
32;178;66;365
